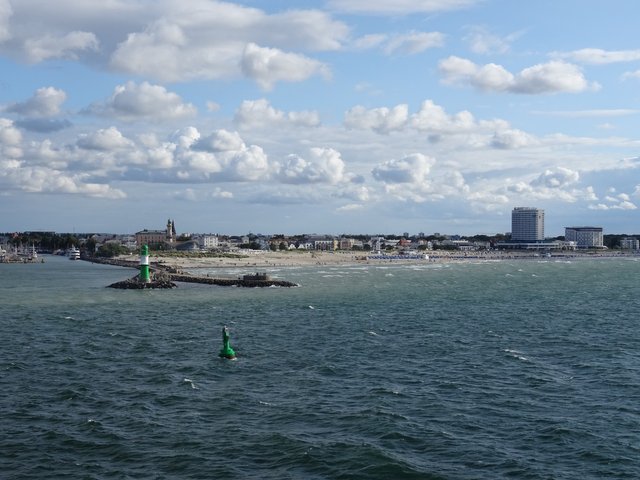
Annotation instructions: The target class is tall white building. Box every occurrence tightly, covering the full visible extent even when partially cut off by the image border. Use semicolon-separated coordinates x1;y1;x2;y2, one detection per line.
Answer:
565;227;603;248
511;207;545;242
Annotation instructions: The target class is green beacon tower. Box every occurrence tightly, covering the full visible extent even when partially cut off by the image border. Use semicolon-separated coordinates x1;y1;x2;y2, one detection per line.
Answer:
139;244;150;283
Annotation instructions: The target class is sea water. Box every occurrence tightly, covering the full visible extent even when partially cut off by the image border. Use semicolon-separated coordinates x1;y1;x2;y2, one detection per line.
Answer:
1;255;639;479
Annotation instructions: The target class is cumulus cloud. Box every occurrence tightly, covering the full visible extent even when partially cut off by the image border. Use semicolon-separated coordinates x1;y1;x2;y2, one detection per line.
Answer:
554;48;640;65
5;87;66;117
77;127;134;151
87;81;197;122
277;147;348;184
491;129;537;149
372;153;471;202
326;0;479;15
25;31;99;63
530;167;580;188
106;4;346;84
345;99;501;136
0;118;23;146
240;43;330;90
410;100;477;134
372;153;435;184
183;128;272;181
234;99;320;129
1;164;126;199
439;56;596;94
344;104;409;134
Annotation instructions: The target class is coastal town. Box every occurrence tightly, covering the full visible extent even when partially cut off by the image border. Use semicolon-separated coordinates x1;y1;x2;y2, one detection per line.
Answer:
2;208;639;265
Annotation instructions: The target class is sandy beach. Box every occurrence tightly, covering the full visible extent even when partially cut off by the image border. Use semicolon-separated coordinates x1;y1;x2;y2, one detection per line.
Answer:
137;249;632;271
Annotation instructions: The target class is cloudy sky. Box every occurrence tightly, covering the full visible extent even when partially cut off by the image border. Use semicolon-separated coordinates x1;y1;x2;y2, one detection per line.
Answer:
1;0;639;236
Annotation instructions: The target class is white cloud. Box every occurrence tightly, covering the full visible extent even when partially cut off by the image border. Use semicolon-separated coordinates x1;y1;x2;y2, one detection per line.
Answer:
336;203;364;212
491;129;537;149
182;128;272;181
410;100;476;133
2;165;125;199
77;127;133;151
212;187;233;199
234;99;320;129
352;34;387;50
344;104;409;134
6;87;66;117
345;100;498;136
530;167;579;188
326;0;479;15
554;48;640;65
106;4;345;84
439;56;595;94
372;153;435;184
0;118;23;145
464;26;521;55
241;43;330;90
622;70;640;81
277;147;348;184
24;31;98;63
383;31;445;55
87;81;197;122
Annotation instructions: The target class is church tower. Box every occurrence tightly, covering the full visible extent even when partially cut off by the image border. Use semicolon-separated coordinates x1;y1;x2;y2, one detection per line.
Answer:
166;219;175;243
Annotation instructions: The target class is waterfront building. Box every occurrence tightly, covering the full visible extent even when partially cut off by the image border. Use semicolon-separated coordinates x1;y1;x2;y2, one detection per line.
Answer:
620;237;639;250
202;235;219;250
564;227;604;249
511;207;545;242
135;219;177;248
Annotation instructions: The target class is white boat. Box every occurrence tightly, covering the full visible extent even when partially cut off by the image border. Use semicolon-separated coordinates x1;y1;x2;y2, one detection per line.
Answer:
68;246;80;260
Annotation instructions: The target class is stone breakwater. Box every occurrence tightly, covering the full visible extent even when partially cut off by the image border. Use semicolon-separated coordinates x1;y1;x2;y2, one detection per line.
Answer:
108;276;177;289
107;273;297;289
91;256;298;289
168;273;298;288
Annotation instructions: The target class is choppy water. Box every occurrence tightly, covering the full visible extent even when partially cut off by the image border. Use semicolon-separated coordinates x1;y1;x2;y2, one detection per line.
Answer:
1;255;639;479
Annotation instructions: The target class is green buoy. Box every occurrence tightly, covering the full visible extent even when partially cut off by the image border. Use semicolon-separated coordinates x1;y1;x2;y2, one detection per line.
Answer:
219;325;236;359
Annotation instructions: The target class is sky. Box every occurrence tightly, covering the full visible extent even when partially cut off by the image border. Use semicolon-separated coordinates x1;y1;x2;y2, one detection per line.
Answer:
1;0;639;236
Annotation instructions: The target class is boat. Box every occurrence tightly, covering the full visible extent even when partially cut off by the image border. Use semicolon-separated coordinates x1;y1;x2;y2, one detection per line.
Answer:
68;246;81;260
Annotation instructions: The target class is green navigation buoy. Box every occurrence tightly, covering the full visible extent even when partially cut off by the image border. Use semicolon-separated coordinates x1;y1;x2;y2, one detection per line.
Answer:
139;244;150;283
219;325;236;359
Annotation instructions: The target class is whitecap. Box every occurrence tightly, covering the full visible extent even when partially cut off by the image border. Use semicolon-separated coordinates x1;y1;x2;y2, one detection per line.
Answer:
368;331;378;336
183;378;199;389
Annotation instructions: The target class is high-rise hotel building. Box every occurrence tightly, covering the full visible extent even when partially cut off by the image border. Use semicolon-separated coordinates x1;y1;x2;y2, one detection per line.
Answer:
565;227;603;248
511;207;545;242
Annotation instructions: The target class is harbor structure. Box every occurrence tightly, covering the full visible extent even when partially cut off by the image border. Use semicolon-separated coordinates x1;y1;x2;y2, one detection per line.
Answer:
511;207;545;242
565;227;604;249
139;244;150;283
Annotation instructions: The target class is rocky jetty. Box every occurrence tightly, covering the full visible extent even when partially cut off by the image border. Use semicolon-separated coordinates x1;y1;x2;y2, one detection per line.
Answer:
107;271;176;289
168;273;297;288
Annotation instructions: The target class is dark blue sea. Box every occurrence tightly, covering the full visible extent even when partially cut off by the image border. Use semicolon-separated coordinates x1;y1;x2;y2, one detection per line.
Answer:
1;255;639;479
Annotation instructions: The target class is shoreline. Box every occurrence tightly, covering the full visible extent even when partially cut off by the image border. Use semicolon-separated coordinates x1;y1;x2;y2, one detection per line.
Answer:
108;250;640;272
